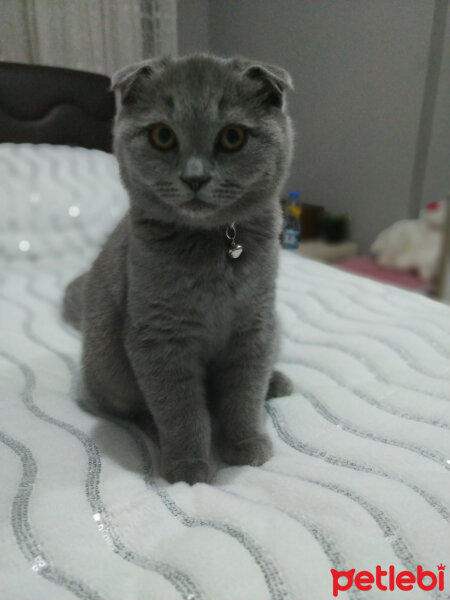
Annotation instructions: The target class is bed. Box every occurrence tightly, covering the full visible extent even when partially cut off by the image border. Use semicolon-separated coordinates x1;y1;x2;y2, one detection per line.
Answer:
1;140;449;600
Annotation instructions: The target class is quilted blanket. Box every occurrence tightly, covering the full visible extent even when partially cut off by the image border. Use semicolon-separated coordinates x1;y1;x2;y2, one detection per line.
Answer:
1;144;449;600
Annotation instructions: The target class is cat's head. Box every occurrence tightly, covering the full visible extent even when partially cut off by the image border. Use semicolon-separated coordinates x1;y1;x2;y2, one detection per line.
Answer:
112;54;293;228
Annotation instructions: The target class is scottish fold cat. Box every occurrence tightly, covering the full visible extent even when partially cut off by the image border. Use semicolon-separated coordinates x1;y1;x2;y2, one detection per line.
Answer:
64;54;294;484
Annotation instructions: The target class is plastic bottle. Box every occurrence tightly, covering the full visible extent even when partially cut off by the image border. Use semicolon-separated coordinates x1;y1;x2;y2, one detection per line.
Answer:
282;191;301;250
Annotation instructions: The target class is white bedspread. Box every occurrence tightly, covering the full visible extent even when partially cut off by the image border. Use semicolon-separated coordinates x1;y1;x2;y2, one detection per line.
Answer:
1;144;449;600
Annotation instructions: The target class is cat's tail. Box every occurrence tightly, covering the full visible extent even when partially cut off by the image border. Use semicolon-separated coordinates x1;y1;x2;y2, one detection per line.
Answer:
62;273;86;330
266;370;293;400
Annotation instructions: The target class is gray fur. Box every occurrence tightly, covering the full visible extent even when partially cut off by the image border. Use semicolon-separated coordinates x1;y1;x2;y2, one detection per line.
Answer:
63;54;294;484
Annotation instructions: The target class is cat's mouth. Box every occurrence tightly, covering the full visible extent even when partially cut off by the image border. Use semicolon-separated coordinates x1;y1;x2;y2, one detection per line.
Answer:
180;197;216;213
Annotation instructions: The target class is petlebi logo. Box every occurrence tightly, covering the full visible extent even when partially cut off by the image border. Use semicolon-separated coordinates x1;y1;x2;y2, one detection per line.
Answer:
331;564;446;597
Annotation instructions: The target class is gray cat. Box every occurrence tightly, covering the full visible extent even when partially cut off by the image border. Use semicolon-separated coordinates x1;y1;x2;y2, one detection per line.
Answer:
63;54;294;485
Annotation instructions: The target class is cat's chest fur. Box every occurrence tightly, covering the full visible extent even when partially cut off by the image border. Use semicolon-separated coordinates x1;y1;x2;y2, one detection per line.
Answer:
126;218;278;352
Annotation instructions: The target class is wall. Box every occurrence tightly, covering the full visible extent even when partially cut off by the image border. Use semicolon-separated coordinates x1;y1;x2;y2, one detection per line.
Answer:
422;1;450;208
207;0;439;251
177;0;209;54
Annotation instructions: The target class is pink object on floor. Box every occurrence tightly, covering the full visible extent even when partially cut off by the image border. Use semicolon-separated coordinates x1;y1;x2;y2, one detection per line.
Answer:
335;255;432;292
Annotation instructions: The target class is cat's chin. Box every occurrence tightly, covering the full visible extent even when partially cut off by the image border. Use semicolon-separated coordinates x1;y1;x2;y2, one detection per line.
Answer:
176;208;222;228
175;197;228;227
180;198;216;213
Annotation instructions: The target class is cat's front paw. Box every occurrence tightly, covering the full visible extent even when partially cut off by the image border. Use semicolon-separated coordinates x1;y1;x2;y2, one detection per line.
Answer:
219;434;273;466
161;458;211;485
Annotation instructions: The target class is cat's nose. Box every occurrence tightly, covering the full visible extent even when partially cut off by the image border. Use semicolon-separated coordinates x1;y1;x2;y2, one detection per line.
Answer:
180;157;211;191
179;174;211;191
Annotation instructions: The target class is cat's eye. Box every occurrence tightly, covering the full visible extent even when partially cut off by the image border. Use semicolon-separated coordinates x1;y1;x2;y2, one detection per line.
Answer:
218;125;247;152
149;123;177;151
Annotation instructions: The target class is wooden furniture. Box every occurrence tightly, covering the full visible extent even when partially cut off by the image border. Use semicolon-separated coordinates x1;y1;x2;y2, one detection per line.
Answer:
435;194;450;302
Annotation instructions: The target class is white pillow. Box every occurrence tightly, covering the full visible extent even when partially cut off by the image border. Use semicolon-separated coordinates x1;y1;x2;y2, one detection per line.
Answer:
0;143;128;260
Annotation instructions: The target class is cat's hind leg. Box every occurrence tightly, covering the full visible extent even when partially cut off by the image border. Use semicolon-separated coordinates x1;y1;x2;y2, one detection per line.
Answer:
266;370;293;399
81;326;147;419
62;273;87;330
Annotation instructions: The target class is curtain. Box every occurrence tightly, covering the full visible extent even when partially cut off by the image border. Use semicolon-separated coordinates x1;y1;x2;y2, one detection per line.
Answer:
0;0;177;75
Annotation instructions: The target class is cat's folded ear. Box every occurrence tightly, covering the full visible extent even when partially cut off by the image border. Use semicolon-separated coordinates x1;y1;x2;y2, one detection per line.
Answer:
111;58;168;104
239;59;293;109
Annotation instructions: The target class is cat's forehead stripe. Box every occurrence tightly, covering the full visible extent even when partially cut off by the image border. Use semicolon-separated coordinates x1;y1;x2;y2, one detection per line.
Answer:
162;95;174;110
158;89;247;124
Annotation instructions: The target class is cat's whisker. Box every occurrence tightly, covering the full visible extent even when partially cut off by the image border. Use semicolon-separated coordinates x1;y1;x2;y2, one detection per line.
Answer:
213;193;238;199
221;180;242;189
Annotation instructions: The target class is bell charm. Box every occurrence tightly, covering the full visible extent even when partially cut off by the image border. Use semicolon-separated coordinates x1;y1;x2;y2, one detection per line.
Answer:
228;243;243;259
225;222;243;260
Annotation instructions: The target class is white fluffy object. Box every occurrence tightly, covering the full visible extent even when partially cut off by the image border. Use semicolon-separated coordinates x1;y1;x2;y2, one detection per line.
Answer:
371;201;447;280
